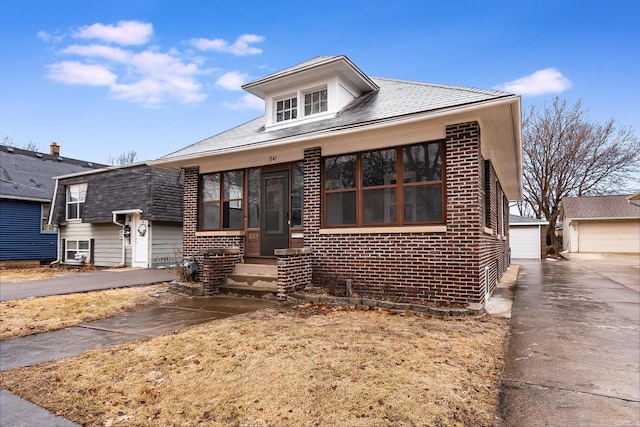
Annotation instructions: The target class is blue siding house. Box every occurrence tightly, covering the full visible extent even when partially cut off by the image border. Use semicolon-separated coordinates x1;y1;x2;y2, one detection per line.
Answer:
0;143;104;264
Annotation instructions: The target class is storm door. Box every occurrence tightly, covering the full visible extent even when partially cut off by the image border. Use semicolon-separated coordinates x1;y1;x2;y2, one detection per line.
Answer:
260;170;289;256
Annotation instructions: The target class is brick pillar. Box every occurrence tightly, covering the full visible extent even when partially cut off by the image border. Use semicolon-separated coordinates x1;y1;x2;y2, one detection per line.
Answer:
275;248;313;299
303;147;321;279
198;248;241;296
182;167;199;259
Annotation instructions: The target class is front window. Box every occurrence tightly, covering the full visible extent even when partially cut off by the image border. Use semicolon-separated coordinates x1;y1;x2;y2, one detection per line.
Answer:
276;96;297;122
66;183;87;220
323;141;444;227
66;240;90;262
41;203;55;233
304;89;327;116
201;170;244;230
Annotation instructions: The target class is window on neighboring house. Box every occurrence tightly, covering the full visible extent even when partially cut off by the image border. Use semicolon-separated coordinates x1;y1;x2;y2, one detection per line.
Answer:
323;141;444;227
201;170;244;230
276;96;297;122
41;203;55;233
66;240;90;263
66;183;87;220
304;88;327;116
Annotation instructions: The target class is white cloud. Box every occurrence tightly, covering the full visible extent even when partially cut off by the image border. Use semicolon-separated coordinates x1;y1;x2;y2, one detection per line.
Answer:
216;71;248;90
495;68;572;96
74;21;153;46
37;30;65;43
191;34;264;55
42;22;264;108
47;61;117;86
225;94;264;111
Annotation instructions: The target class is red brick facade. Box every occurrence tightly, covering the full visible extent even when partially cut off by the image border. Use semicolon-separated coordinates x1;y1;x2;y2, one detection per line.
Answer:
181;121;510;306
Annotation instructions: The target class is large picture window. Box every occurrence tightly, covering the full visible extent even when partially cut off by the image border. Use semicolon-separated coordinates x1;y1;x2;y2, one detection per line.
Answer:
201;170;244;230
323;141;444;227
66;183;87;220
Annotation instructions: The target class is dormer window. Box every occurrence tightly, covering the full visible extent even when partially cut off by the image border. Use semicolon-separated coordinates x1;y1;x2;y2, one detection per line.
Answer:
304;88;327;116
276;96;298;122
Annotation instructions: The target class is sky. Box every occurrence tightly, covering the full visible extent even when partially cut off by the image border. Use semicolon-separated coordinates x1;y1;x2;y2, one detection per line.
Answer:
1;0;638;166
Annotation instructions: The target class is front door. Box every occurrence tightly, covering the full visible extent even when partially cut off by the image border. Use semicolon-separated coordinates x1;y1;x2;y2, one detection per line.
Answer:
260;170;289;256
131;213;149;267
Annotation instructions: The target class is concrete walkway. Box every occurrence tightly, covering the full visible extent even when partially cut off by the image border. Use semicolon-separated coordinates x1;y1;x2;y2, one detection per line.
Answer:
497;257;640;426
1;295;276;426
0;268;178;301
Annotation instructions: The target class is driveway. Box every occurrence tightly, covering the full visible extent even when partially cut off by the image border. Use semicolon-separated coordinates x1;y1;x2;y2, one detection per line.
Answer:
0;268;178;301
498;257;640;426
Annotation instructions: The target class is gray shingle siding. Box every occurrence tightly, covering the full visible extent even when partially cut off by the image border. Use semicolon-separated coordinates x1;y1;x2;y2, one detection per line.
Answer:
51;165;182;225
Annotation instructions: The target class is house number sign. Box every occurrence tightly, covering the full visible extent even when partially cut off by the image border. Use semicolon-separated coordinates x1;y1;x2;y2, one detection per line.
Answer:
269;155;278;163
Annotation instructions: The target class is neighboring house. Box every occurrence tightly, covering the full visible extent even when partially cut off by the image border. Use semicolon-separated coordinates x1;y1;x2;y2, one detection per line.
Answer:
509;215;548;259
560;195;640;254
49;163;183;268
0;143;104;264
153;55;522;305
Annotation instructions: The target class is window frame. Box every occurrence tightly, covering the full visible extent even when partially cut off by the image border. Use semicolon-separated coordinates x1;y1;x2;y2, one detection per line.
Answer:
322;141;446;228
65;239;90;263
41;203;55;233
275;94;298;123
199;170;245;231
66;183;87;221
303;88;328;116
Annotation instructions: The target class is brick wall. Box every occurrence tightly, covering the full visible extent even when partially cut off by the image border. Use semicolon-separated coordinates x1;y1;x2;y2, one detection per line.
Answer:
303;122;508;305
182;167;244;282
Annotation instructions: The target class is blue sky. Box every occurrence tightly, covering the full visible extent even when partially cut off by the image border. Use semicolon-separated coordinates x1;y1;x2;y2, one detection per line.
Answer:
1;0;638;165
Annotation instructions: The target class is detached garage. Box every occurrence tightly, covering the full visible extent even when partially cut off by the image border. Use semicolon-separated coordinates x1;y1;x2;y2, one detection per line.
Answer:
560;195;640;254
510;215;548;259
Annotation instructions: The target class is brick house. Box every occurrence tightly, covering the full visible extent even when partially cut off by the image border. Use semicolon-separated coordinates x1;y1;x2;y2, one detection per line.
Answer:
153;55;522;306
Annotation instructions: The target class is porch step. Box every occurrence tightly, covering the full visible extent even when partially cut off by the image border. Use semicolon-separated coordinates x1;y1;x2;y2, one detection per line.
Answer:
218;263;278;298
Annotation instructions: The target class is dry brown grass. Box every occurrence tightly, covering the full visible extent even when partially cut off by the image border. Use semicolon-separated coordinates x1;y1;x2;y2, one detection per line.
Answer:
1;303;508;426
0;284;176;340
0;266;77;283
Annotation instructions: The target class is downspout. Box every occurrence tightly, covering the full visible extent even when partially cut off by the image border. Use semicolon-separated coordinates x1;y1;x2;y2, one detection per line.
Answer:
49;179;61;268
112;213;127;267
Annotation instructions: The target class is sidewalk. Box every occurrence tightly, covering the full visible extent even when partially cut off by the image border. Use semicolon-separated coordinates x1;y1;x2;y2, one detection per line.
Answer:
1;296;276;427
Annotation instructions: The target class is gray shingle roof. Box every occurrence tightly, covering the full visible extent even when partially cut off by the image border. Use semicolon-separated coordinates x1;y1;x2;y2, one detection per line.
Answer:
160;77;513;160
561;195;640;220
510;214;548;225
0;145;104;202
50;164;182;225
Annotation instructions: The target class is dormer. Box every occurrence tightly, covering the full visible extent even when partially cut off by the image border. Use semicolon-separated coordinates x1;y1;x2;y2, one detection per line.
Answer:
242;55;379;130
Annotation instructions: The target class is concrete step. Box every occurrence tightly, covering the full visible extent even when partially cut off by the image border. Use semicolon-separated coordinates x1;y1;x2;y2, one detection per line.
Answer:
234;263;277;277
217;283;278;298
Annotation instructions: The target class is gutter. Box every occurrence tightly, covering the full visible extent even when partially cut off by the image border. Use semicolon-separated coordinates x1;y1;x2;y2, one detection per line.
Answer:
49;179;61;268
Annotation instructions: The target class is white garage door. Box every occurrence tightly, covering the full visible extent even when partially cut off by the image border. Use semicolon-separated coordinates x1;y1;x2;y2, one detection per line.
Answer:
510;226;540;259
578;220;640;253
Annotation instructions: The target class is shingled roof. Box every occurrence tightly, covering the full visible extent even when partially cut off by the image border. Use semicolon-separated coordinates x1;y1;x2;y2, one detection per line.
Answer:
561;195;640;220
0;145;104;202
159;76;513;160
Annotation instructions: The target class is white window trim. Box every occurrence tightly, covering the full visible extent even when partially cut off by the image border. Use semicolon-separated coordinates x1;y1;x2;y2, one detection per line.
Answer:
41;203;56;233
65;239;91;263
66;183;87;221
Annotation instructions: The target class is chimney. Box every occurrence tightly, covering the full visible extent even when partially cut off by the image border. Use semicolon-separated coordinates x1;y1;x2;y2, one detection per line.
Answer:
50;142;60;156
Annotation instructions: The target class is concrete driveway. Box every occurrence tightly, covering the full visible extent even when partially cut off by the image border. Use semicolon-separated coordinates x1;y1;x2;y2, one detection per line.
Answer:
498;256;640;426
0;268;178;301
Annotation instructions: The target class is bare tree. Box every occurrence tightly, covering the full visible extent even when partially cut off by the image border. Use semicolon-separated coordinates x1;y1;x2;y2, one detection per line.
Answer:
2;135;39;151
520;97;639;251
107;150;138;166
